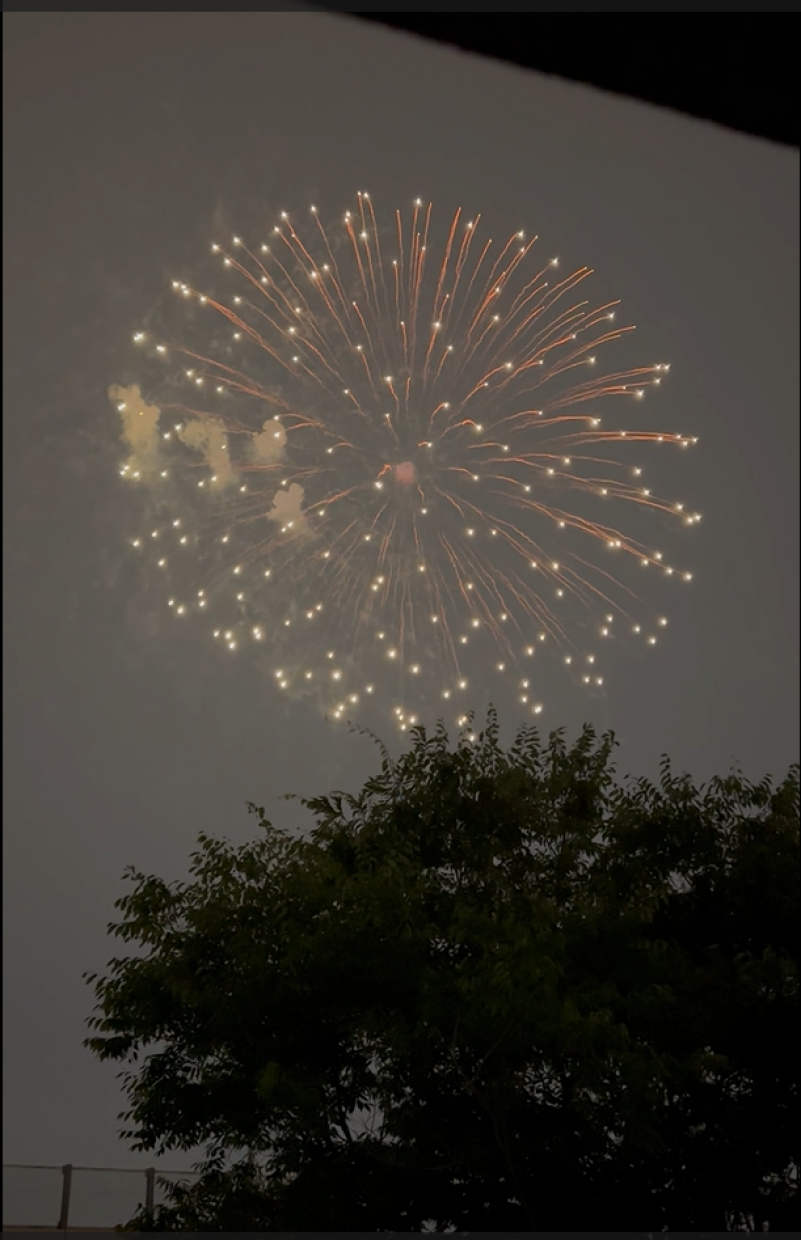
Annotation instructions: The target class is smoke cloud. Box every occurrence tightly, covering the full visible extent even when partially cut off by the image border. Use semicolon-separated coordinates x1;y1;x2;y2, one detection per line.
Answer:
251;418;287;464
267;482;307;532
177;418;236;487
109;383;162;470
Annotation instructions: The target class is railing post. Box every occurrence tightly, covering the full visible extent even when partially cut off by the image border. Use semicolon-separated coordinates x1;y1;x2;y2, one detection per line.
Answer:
145;1166;156;1217
57;1163;73;1230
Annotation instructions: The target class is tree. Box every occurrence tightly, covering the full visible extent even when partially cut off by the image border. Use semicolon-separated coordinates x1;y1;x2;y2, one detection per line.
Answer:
85;714;799;1231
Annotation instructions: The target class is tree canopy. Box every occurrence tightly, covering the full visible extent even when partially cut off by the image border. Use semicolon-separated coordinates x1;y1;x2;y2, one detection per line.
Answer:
85;715;799;1231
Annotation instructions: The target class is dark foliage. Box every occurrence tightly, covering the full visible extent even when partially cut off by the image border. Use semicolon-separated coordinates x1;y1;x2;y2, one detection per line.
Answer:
85;714;799;1230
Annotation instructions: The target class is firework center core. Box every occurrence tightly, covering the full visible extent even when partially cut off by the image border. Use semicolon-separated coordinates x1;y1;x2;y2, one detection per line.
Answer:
393;460;417;487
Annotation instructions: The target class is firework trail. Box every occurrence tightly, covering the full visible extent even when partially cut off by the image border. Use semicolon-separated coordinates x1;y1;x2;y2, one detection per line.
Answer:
112;193;698;727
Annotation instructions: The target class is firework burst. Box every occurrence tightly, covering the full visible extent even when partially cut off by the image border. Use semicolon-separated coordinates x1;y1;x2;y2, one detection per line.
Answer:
113;193;698;727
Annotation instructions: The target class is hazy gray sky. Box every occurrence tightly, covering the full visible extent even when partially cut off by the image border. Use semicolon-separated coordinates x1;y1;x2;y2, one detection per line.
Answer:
4;11;798;1175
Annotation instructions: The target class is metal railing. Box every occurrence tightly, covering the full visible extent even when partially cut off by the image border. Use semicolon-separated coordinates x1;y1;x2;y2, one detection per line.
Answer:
3;1161;788;1232
2;1162;198;1230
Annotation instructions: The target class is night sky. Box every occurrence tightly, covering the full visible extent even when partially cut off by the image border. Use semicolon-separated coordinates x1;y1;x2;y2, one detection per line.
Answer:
4;11;799;1174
